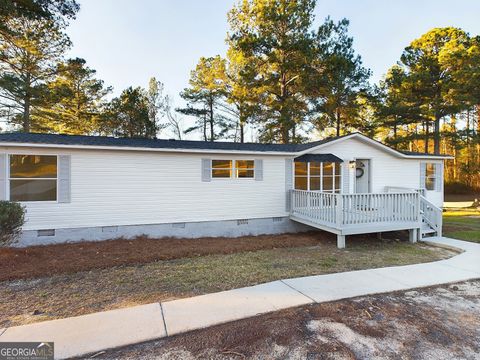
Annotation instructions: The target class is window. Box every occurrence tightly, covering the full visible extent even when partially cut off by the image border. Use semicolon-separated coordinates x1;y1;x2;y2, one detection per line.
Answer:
294;161;341;193
211;160;255;179
212;160;232;178
310;162;321;190
9;155;57;202
294;162;308;189
236;160;254;178
423;163;439;191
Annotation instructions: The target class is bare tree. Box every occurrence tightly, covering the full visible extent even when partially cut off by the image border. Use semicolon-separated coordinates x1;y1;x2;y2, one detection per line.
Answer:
165;96;183;140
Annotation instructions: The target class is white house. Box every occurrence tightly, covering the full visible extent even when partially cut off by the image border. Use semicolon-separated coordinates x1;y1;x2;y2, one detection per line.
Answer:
0;132;451;248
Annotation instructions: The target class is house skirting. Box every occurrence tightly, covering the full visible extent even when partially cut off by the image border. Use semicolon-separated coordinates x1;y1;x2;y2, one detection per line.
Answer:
16;217;314;247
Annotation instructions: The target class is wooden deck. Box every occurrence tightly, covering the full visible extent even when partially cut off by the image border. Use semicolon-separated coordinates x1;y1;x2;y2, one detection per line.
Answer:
289;190;442;248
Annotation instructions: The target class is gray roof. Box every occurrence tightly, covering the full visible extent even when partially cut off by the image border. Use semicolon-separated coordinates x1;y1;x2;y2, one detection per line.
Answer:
399;150;449;157
0;132;341;153
294;153;343;163
0;132;450;157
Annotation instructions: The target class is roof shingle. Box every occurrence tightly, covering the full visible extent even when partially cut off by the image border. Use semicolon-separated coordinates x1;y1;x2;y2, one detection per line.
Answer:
0;132;338;153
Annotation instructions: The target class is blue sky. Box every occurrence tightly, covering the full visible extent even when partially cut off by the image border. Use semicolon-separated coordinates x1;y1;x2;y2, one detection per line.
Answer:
66;0;480;138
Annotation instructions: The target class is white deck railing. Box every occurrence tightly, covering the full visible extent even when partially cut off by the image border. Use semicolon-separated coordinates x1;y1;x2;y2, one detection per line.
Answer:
291;190;338;225
420;195;443;236
385;186;426;197
290;190;420;229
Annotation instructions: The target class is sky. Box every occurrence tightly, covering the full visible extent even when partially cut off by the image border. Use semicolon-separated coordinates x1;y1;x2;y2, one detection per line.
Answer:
65;0;480;138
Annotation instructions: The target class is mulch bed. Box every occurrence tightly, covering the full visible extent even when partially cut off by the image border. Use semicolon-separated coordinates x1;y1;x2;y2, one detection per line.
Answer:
0;231;334;282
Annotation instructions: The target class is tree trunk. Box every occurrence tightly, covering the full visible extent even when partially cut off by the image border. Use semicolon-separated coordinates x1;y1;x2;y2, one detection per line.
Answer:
279;73;289;144
209;97;214;142
424;121;429;153
239;107;245;143
23;74;31;132
239;123;244;143
433;116;441;154
203;114;207;141
393;119;397;149
336;109;341;137
451;115;457;181
466;110;470;167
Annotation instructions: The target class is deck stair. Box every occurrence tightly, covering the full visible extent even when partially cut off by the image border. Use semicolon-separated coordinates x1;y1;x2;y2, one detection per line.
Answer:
289;189;442;248
419;195;443;238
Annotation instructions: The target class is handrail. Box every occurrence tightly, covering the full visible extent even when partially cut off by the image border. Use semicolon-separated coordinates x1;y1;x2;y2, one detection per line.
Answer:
385;186;426;196
385;186;416;193
419;195;442;212
419;195;443;236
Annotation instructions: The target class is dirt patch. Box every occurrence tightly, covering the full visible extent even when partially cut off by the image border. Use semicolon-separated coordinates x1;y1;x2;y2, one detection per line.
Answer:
97;280;480;360
0;231;333;281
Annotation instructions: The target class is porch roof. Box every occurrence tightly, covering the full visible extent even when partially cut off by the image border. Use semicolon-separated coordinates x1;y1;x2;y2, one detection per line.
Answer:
294;153;343;163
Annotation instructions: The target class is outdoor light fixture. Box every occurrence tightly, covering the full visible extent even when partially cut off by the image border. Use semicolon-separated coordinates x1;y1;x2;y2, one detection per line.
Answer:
349;160;356;169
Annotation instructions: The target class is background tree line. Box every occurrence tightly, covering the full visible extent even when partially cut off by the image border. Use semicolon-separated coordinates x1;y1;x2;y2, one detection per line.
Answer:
0;0;181;138
1;0;479;191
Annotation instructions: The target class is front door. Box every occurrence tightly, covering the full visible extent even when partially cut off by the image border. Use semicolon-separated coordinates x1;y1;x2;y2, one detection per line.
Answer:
355;159;370;193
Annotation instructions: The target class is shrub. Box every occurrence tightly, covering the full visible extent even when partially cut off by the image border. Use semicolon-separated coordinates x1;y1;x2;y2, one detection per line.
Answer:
444;181;479;195
0;201;26;247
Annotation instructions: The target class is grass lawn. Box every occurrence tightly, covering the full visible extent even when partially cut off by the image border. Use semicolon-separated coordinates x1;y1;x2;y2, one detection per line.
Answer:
0;232;455;328
443;208;480;243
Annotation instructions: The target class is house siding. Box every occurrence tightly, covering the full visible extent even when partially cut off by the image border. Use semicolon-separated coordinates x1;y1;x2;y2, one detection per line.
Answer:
311;137;444;207
0;136;446;245
0;147;290;231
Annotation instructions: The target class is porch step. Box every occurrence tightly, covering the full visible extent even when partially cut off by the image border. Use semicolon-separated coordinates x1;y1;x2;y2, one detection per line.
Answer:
421;224;437;236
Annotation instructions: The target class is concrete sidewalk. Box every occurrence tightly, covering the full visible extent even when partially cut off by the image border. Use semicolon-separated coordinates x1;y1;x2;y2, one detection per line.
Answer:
1;237;479;359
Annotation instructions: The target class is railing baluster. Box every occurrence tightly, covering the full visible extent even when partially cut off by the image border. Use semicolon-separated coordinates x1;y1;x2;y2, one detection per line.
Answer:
290;190;430;231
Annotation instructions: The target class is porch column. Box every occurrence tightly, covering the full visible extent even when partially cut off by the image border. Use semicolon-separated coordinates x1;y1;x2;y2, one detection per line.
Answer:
409;228;418;243
337;234;346;249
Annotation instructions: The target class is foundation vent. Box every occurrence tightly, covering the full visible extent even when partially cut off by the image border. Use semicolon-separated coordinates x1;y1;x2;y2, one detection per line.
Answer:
272;217;284;223
172;222;186;229
37;229;55;237
102;226;118;233
237;219;249;225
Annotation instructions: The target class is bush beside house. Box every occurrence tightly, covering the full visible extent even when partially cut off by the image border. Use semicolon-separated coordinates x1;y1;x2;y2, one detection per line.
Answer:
0;201;26;246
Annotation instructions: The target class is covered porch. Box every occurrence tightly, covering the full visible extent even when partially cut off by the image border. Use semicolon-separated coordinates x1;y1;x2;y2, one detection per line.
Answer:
289;189;442;248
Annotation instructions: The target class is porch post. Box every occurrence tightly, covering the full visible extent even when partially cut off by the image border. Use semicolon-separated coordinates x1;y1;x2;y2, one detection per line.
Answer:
337;234;346;249
409;228;418;243
335;194;343;228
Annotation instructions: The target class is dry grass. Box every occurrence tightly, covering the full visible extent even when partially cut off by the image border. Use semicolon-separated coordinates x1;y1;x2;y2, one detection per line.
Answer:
0;232;455;328
0;232;331;282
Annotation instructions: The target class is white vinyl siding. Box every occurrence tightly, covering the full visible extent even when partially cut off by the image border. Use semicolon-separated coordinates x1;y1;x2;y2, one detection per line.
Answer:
313;137;444;207
0;147;286;231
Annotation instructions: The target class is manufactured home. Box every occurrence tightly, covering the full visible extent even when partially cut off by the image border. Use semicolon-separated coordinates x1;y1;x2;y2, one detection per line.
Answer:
0;132;451;248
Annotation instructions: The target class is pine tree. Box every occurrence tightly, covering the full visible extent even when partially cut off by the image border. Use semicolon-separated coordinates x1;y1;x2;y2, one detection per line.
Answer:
309;17;371;137
34;58;111;134
102;87;157;139
227;0;316;143
177;56;229;141
0;17;71;131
